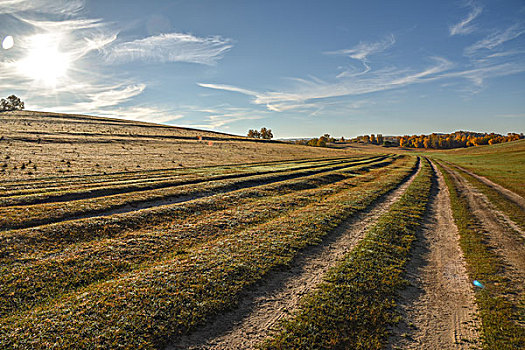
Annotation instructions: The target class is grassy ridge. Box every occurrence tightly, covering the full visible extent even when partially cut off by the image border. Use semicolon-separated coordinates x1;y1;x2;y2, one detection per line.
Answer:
0;157;391;230
436;162;525;349
0;156;403;262
263;158;432;349
0;158;404;318
0;158;418;349
0;157;379;206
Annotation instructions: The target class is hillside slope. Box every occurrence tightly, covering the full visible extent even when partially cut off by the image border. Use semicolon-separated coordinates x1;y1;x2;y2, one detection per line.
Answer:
0;111;354;180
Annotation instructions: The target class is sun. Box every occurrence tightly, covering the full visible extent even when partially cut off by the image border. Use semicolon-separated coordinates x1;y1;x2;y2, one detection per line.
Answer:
16;34;71;88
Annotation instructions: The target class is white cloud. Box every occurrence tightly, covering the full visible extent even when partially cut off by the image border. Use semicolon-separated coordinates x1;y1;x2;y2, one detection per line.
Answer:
327;34;395;61
200;57;452;112
179;105;266;130
450;1;483;36
325;35;395;78
465;24;525;55
105;33;233;65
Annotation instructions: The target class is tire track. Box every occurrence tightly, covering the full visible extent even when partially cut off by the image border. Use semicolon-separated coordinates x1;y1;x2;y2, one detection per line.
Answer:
169;159;421;350
449;163;525;210
1;157;393;231
389;161;480;350
442;163;525;301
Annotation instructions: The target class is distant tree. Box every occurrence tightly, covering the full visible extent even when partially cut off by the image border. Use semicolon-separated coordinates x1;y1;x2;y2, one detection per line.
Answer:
340;136;345;142
0;95;24;111
370;134;377;144
307;138;319;147
260;127;273;140
377;134;383;145
247;129;261;138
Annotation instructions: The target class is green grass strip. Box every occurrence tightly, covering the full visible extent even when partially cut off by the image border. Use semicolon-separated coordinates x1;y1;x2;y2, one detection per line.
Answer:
436;162;525;350
0;156;390;230
262;158;433;350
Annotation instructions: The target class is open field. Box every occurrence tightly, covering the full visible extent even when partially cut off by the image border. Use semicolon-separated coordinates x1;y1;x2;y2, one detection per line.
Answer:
417;139;525;197
0;111;356;180
0;112;523;349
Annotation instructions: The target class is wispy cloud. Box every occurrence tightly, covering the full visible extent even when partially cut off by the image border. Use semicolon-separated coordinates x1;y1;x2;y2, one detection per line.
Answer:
179;105;266;130
326;34;395;61
465;24;525;55
450;1;483;36
200;57;452;112
326;35;395;77
105;33;233;65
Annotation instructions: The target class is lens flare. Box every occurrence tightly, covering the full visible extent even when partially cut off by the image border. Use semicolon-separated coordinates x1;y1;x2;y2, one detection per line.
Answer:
2;35;14;50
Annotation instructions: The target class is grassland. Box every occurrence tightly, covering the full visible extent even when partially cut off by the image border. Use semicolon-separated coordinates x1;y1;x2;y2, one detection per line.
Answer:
421;139;525;197
0;153;417;348
1;111;523;349
0;111;358;180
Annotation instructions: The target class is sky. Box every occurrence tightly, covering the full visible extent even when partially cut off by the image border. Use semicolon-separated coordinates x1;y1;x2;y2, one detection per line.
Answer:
0;0;524;138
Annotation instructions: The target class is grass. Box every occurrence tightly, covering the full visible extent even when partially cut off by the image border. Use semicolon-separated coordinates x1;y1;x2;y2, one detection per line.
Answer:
0;157;418;349
424;139;525;197
0;156;391;230
262;158;432;349
436;161;525;349
0;156;376;205
1;110;359;180
0;157;404;318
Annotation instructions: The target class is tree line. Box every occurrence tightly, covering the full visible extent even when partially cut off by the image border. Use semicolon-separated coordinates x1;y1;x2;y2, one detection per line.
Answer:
351;131;523;149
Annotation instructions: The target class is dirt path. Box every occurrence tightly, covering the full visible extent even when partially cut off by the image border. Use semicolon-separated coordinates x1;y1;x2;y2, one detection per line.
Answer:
168;160;421;350
389;161;480;350
449;163;525;210
443;164;525;299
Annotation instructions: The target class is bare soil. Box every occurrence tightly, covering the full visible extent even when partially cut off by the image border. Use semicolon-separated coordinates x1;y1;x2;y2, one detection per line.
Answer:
168;160;421;349
389;161;480;350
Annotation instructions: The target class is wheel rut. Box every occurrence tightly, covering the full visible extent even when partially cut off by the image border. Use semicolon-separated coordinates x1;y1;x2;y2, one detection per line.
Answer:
389;161;480;350
442;163;525;302
168;159;421;350
449;164;525;210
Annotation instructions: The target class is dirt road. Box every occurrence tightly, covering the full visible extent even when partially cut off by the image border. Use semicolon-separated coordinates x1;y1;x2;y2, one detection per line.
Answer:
389;161;479;350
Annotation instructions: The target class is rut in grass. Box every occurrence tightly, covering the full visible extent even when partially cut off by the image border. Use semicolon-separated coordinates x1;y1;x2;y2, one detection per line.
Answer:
0;156;375;206
445;163;525;210
0;158;409;319
170;158;421;350
437;162;525;349
388;161;480;350
0;156;393;230
441;164;525;303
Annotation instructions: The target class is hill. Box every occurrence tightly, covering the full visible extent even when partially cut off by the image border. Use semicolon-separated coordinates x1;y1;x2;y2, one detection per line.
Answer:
0;110;355;180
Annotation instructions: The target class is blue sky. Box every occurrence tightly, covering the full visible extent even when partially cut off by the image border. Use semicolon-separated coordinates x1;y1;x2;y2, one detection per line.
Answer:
1;0;524;138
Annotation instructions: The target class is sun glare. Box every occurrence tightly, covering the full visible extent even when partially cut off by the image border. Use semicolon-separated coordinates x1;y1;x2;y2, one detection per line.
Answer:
16;34;71;88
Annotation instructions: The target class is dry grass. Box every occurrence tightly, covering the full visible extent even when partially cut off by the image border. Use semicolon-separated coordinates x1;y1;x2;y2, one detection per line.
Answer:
0;111;358;180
